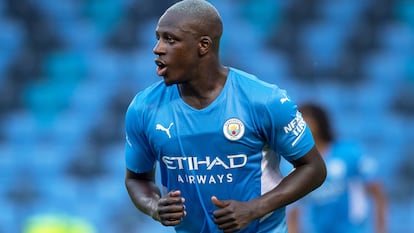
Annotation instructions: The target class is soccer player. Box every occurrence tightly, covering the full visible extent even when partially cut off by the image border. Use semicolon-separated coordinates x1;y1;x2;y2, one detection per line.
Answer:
285;103;387;233
124;1;327;232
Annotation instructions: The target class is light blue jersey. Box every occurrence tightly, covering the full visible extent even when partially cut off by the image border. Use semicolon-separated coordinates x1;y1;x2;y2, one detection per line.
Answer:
125;68;315;233
288;141;378;233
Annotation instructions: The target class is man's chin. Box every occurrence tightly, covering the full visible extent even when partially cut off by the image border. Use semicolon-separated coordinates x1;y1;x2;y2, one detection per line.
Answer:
162;77;176;86
163;82;174;87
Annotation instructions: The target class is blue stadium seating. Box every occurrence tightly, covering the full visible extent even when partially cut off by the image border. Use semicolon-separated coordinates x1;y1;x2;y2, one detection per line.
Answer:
379;22;414;54
0;0;413;232
0;20;25;56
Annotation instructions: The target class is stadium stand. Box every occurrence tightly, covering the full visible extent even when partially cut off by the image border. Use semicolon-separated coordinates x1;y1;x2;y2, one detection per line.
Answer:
0;0;413;232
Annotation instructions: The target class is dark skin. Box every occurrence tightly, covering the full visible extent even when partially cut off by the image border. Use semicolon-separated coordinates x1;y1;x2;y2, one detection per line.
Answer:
125;6;327;233
125;169;186;225
153;10;227;109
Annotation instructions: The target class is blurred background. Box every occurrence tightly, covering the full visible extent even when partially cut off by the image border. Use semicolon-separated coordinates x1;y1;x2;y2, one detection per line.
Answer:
0;0;413;232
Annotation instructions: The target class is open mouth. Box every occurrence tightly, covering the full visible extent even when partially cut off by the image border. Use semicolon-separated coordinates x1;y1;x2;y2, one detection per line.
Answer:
155;59;167;76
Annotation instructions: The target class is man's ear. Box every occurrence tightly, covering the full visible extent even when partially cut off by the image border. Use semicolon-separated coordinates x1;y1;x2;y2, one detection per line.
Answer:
199;36;212;55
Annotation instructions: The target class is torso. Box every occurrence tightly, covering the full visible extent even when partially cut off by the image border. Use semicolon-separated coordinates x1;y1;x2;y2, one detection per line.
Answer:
126;67;315;233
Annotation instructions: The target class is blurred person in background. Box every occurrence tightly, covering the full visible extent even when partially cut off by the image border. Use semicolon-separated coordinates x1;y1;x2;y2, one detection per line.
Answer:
23;214;96;233
286;103;387;233
123;0;326;232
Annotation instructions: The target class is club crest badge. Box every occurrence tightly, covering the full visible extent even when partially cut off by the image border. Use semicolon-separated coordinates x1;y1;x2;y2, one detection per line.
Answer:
223;118;245;141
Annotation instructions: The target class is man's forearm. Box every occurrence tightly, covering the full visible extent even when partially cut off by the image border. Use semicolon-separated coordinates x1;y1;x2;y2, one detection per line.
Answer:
251;148;326;219
125;169;162;220
368;183;387;233
125;178;161;220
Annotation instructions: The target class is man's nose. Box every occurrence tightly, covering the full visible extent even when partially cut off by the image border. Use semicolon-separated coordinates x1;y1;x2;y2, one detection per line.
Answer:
153;40;164;55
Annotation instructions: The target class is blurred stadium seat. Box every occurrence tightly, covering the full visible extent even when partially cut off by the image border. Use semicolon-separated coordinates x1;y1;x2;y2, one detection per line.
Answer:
0;0;413;232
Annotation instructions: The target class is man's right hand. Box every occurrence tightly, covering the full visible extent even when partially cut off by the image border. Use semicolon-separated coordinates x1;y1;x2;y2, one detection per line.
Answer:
156;190;186;226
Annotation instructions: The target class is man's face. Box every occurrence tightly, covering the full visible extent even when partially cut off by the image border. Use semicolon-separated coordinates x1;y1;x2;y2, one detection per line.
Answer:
303;114;320;141
153;12;200;86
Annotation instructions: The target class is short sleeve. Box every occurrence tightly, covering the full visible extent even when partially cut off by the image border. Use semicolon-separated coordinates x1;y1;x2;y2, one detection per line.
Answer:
261;89;315;161
124;97;156;173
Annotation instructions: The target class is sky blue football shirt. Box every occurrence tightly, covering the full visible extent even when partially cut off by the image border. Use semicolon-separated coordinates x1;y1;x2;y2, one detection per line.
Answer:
282;141;379;233
125;67;315;233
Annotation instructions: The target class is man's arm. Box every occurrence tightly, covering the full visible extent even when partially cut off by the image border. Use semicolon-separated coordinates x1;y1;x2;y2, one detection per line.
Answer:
212;146;326;232
287;207;301;233
253;146;326;217
125;169;186;226
366;182;387;233
125;169;161;220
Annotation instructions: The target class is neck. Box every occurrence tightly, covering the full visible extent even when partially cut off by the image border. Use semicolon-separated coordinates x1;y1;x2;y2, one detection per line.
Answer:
178;65;228;109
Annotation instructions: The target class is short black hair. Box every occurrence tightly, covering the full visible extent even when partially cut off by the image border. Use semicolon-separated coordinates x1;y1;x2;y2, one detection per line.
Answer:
299;103;335;143
163;0;223;52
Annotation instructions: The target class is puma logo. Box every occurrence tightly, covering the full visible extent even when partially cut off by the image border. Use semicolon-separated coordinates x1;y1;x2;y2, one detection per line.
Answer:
156;123;174;139
280;95;290;104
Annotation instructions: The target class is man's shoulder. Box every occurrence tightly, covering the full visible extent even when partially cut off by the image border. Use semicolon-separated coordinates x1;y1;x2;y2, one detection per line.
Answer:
229;67;258;80
137;80;167;98
229;68;294;110
133;81;169;102
229;67;283;96
230;67;270;86
127;81;170;112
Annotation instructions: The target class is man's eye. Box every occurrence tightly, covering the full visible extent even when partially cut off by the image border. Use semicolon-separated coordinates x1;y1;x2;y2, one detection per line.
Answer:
165;36;175;43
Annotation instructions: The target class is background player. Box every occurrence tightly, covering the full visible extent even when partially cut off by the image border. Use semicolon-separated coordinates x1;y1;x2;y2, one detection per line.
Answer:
285;103;387;233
